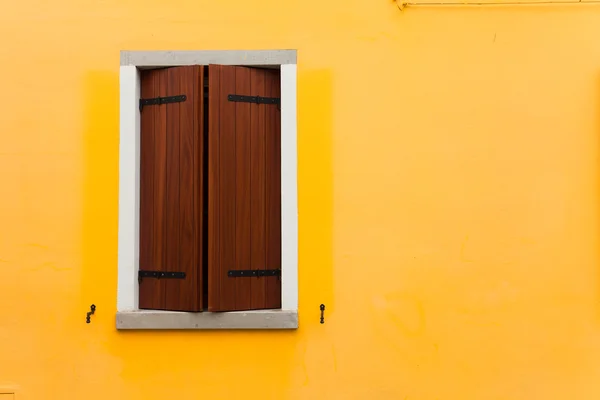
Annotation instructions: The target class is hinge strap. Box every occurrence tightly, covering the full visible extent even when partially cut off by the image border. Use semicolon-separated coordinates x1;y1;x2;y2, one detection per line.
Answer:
227;94;280;106
138;270;186;284
139;95;187;111
227;269;281;278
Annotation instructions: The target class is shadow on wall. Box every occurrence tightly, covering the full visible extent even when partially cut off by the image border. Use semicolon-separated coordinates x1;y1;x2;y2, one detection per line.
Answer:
297;69;335;325
81;71;120;313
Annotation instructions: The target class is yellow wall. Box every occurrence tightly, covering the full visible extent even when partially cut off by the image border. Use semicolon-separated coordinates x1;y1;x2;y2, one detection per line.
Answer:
1;0;600;399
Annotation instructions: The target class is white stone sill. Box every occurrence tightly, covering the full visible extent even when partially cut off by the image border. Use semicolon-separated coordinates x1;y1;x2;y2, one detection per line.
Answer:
116;309;298;330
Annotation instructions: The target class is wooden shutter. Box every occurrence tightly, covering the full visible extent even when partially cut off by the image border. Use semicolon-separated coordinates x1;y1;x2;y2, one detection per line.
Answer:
139;66;204;312
207;65;282;311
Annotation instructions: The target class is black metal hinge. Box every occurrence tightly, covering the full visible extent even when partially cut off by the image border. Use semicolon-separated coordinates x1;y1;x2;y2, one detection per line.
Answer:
228;269;281;278
139;95;187;111
138;270;186;283
228;94;280;107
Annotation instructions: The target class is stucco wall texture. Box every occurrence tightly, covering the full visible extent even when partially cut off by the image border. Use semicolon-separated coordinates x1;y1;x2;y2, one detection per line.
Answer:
2;0;600;399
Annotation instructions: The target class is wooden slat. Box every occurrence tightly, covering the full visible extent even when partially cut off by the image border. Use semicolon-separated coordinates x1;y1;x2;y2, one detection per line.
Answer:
219;65;237;310
265;69;282;309
183;65;202;311
178;66;194;310
235;66;252;309
139;69;160;309
164;67;182;310
250;68;267;309
208;65;221;311
153;68;169;307
164;66;204;311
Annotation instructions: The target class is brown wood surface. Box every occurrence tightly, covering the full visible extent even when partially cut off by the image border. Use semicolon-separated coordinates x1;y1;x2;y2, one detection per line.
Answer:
207;65;221;311
235;66;252;308
164;67;182;309
250;68;267;309
208;65;281;311
265;69;282;309
218;65;238;311
153;69;168;307
139;69;161;309
139;66;204;312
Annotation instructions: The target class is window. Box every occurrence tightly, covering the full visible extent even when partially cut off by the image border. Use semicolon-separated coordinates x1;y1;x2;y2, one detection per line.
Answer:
117;51;298;329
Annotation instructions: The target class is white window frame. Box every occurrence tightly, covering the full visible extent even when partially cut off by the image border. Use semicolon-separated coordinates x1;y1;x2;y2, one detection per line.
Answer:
116;50;298;330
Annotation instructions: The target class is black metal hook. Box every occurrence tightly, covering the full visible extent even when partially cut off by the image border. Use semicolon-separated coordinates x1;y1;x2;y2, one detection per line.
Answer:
86;304;96;323
320;304;325;324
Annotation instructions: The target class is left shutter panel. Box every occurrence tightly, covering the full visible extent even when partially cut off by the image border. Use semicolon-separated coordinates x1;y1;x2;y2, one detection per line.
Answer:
139;66;205;312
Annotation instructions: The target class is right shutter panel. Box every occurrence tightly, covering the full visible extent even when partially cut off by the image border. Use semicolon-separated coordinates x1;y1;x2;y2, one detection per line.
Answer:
207;65;282;311
138;66;204;312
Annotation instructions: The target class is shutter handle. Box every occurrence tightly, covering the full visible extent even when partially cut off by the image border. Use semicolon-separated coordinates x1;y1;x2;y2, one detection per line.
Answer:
320;304;325;324
86;304;96;323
